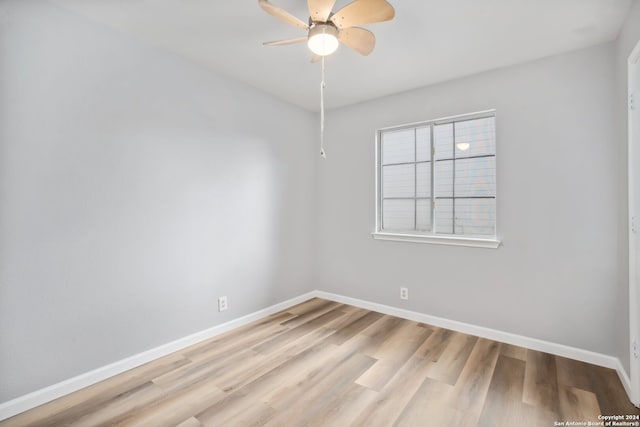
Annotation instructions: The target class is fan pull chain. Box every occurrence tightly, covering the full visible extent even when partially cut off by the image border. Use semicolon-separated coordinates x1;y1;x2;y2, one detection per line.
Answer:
319;55;327;158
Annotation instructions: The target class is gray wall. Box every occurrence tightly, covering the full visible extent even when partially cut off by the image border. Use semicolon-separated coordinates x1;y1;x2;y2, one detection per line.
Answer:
615;0;640;375
0;0;315;402
315;43;619;356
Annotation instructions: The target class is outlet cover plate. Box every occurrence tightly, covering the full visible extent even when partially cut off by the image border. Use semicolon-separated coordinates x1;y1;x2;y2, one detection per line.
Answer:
218;296;228;312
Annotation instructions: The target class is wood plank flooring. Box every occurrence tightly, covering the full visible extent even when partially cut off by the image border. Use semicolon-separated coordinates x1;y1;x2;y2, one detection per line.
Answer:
2;298;638;426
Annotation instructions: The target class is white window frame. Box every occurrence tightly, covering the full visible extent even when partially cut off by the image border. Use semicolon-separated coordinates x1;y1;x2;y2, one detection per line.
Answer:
373;110;500;249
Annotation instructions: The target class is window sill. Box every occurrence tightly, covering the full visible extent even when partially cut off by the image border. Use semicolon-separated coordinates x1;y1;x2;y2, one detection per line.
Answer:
371;232;501;249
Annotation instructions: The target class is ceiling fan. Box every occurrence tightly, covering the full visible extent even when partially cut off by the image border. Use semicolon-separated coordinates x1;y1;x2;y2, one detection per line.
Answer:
259;0;395;59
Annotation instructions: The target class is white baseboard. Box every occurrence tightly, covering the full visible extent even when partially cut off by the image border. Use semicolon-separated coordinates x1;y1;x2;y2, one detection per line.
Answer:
1;289;635;420
314;290;634;403
615;358;636;407
0;291;316;422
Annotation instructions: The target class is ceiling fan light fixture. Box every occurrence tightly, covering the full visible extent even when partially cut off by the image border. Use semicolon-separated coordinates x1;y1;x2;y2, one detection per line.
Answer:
307;23;339;56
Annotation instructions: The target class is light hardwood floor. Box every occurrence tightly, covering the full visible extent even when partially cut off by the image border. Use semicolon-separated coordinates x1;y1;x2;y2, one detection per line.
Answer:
2;298;638;426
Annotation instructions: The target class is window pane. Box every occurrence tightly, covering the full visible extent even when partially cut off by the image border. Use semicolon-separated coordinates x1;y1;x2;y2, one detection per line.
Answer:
416;162;431;198
454;198;496;236
382;129;414;165
416;126;431;162
455;117;495;158
434;160;453;198
378;114;497;239
454;157;496;198
434;123;453;160
416;199;431;232
382;199;415;231
434;198;453;234
382;164;415;198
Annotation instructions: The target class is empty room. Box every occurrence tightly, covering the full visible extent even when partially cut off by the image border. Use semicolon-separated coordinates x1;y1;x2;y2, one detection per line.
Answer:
2;0;640;425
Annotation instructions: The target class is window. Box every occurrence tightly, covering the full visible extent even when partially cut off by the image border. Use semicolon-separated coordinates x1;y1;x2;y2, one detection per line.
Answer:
374;111;499;248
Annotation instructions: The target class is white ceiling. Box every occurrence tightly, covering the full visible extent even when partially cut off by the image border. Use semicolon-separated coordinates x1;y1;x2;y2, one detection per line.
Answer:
52;0;632;111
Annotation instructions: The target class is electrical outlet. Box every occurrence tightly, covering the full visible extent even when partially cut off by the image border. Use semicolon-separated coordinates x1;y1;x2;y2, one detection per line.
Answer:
400;287;409;300
634;340;639;359
218;296;228;312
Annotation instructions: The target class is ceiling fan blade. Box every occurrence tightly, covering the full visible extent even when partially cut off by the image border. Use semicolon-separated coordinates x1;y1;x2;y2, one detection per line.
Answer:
330;0;395;29
338;27;375;55
308;0;337;23
258;0;309;30
263;37;308;46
